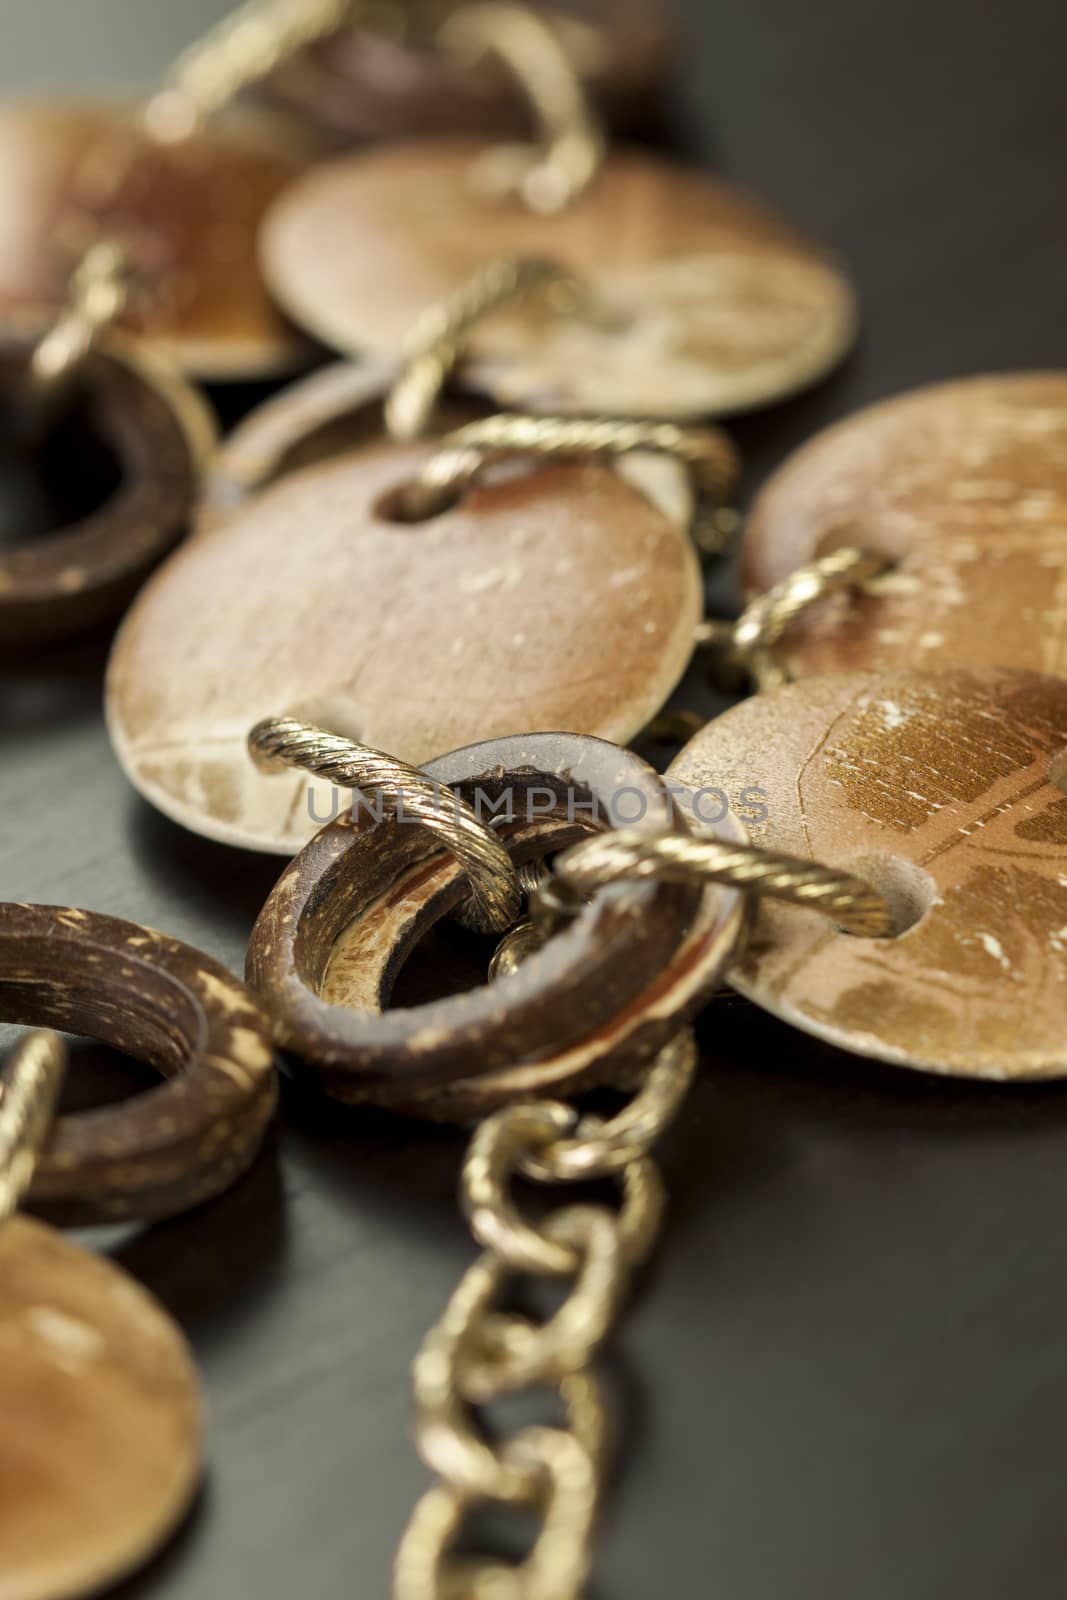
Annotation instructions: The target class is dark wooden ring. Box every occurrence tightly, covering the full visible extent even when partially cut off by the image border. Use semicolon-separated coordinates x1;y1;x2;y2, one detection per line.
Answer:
246;733;708;1106
0;903;277;1225
0;329;215;644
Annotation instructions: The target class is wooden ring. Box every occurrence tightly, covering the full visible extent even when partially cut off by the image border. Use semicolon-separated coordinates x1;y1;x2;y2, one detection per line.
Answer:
0;903;277;1224
247;733;717;1106
0;329;215;644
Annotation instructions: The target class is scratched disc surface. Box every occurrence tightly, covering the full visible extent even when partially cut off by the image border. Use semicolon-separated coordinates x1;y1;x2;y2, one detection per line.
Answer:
261;0;673;141
742;373;1067;676
0;1214;202;1600
261;140;857;418
0;99;311;379
107;436;701;852
668;668;1067;1080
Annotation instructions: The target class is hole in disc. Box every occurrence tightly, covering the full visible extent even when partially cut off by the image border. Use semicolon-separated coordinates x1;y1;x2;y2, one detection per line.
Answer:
374;481;462;525
837;852;937;938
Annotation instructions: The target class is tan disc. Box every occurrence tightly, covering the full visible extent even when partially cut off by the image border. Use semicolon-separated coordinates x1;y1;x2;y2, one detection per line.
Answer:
107;437;702;852
742;372;1067;677
261;140;857;418
668;668;1067;1080
0;99;311;379
0;1214;202;1600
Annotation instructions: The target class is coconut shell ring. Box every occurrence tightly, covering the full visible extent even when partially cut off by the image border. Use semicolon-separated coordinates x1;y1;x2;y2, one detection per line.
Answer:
247;733;746;1115
0;327;215;644
0;903;277;1224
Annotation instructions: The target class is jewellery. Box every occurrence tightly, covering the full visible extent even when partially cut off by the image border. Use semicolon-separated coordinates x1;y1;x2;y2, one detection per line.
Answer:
245;727;746;1114
0;1030;203;1600
0;902;277;1222
260;7;856;418
727;371;1067;684
0;0;356;379
259;0;673;143
668;666;1067;1079
106;347;734;852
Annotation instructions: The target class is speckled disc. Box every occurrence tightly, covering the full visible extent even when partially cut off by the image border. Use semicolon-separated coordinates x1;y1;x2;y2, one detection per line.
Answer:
742;373;1067;677
107;432;701;852
0;1214;202;1600
0;99;312;379
260;0;673;141
668;668;1067;1080
261;140;857;418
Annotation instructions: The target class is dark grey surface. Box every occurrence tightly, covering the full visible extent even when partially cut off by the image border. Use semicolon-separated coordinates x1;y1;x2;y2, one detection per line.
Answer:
3;2;1067;1596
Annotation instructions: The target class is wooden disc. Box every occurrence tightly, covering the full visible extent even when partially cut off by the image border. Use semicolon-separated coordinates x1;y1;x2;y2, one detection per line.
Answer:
742;372;1067;677
246;733;742;1108
0;329;215;645
107;434;702;853
260;0;673;142
0;903;277;1225
0;99;312;380
0;1214;201;1600
668;668;1067;1080
260;140;857;418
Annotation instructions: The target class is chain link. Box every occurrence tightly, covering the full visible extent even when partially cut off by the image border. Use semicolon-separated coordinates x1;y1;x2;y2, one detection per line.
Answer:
142;0;359;142
696;545;892;689
438;2;606;216
0;1031;66;1227
394;1022;695;1599
248;717;522;934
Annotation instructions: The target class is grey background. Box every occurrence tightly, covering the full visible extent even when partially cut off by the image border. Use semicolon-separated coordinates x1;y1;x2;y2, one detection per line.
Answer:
4;1;1067;1597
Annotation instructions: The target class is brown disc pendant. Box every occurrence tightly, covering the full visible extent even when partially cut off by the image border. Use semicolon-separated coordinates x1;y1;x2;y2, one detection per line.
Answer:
107;418;703;853
0;100;312;379
0;1214;202;1600
0;328;215;645
742;372;1067;677
259;0;673;142
260;140;857;418
669;667;1067;1080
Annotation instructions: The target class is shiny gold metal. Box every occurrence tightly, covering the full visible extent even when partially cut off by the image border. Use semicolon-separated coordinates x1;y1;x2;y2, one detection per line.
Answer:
27;240;130;412
397;1029;696;1598
462;1103;664;1276
538;826;896;938
142;0;358;143
398;410;739;534
0;1030;65;1226
697;545;891;689
248;716;523;934
521;1029;698;1183
438;2;607;216
385;255;589;440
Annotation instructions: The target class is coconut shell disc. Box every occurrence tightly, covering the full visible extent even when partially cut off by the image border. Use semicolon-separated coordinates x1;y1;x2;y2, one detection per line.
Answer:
0;1215;202;1600
261;140;857;418
107;436;701;853
260;0;673;141
669;668;1067;1081
741;372;1067;678
0;99;311;380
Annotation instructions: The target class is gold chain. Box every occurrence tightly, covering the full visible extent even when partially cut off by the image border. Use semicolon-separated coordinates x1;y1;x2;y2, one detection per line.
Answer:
395;409;740;534
535;825;896;939
438;1;606;215
385;256;591;441
0;1031;66;1226
697;546;892;689
247;716;523;934
394;1030;696;1600
142;0;359;143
